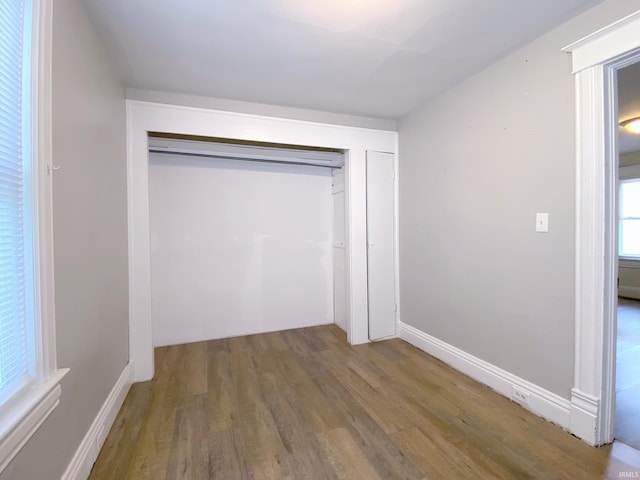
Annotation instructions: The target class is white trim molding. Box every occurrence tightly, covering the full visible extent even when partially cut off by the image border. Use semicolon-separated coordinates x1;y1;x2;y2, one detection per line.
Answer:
61;363;133;480
0;369;67;473
564;10;640;446
32;0;58;381
127;100;397;381
563;11;640;73
570;389;600;443
345;150;370;345
570;63;616;447
398;322;571;429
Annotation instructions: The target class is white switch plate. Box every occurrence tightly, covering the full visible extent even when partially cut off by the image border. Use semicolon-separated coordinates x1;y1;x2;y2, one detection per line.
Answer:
536;213;549;232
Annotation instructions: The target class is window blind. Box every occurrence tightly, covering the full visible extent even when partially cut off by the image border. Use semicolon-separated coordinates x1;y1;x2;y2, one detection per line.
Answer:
0;0;34;402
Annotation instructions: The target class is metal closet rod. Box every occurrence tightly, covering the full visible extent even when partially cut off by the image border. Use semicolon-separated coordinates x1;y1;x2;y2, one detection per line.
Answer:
148;149;343;169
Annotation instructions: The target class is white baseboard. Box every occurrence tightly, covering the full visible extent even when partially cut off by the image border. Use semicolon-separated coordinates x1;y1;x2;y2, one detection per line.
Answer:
619;285;640;300
397;321;571;429
61;363;133;480
569;388;599;446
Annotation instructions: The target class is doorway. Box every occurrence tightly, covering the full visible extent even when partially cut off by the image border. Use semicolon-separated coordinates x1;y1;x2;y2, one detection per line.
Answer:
564;11;640;446
126;100;398;382
146;134;343;347
615;61;640;449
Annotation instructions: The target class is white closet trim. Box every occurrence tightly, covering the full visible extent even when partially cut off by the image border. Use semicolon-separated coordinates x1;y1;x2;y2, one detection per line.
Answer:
126;100;397;382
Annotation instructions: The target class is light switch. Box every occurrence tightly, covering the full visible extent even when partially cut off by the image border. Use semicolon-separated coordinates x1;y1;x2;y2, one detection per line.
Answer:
536;213;549;232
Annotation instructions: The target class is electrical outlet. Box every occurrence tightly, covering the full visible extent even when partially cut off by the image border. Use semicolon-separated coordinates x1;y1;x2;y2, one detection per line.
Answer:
511;386;530;406
536;213;549;232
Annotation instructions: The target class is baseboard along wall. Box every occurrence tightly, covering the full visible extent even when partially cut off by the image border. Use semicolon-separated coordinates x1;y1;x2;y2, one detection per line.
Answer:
397;321;572;430
619;286;640;300
61;363;133;480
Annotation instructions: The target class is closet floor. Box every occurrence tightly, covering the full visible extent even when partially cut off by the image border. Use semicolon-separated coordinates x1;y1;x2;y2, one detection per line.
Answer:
89;324;639;479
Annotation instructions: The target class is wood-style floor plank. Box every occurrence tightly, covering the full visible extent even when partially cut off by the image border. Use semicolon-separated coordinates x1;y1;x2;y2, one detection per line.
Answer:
89;324;639;480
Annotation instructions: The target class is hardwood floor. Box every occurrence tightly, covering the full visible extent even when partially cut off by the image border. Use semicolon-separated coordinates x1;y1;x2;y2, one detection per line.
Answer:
616;297;640;450
89;325;640;479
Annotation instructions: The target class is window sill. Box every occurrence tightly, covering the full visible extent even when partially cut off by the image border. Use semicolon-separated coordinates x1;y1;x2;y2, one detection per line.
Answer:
0;368;69;473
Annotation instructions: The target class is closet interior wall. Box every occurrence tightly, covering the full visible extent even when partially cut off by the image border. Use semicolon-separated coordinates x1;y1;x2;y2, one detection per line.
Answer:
147;141;342;347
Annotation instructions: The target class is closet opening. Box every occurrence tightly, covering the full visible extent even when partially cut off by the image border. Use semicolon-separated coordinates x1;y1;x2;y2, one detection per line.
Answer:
146;133;348;348
126;101;398;381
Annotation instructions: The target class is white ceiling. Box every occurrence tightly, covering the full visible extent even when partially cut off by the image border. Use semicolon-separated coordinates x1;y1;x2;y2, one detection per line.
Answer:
618;62;640;154
80;0;600;119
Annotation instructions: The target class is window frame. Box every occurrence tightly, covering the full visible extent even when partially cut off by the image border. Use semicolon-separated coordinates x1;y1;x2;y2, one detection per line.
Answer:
618;165;640;261
0;0;68;472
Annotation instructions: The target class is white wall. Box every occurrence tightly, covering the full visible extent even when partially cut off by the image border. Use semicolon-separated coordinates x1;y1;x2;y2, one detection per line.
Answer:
398;0;640;401
4;0;129;478
148;153;334;346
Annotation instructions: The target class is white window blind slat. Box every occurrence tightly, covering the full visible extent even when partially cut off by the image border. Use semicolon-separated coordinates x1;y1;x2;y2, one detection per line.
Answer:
0;0;33;398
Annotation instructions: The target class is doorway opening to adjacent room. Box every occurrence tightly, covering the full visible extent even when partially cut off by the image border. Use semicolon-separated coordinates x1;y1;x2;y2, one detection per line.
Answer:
564;11;640;446
614;62;640;450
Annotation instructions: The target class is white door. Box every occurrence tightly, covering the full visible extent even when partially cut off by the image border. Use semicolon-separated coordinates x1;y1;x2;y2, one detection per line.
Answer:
366;151;396;340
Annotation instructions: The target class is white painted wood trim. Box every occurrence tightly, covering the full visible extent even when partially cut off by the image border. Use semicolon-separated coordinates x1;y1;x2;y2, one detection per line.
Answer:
393;136;401;334
0;369;68;474
345;150;370;345
32;0;57;380
572;65;612;446
567;11;640;446
619;286;640;300
127;100;397;380
127;100;397;151
61;363;133;480
127;102;154;382
398;322;571;429
126;102;136;372
563;10;640;73
570;389;600;446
